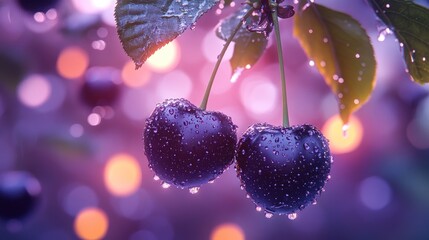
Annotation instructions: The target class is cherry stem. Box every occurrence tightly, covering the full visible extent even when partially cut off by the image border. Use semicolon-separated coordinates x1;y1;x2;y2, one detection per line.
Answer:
200;7;254;110
270;0;290;127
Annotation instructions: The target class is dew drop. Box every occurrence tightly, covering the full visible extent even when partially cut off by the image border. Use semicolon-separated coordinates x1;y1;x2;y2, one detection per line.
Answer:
288;213;297;220
256;206;262;212
377;27;392;42
304;143;310;150
323;38;328;43
342;124;349;137
354;99;360;105
308;60;315;67
153;175;160;181
355;53;360;59
161;182;171;189
265;212;273;218
312;200;318;205
230;67;244;83
189;187;200;194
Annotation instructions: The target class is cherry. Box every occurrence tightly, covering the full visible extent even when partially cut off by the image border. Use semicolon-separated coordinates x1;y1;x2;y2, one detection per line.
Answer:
236;123;331;216
17;0;59;14
80;67;120;108
0;171;41;221
143;98;237;191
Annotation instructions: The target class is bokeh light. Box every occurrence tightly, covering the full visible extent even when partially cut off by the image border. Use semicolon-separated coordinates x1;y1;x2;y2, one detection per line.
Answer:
62;185;98;216
156;70;193;100
74;207;108;240
322;115;363;154
120;88;154;121
359;176;392;210
111;189;154;220
17;74;51;108
71;0;114;14
146;40;180;72
57;46;89;80
202;30;233;62
211;223;245;240
104;154;142;197
69;124;84;138
239;75;277;115
87;113;101;126
121;60;151;88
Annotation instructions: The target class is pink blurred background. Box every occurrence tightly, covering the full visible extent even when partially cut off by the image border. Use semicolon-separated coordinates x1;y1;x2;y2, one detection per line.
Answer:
1;0;429;239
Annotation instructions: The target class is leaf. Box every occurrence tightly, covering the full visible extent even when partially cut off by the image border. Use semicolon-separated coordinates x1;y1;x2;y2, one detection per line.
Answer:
368;0;429;84
293;2;376;124
115;0;219;68
216;5;268;76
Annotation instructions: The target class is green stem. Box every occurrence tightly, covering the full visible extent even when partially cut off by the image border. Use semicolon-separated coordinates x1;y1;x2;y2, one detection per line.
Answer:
200;7;254;110
270;0;290;127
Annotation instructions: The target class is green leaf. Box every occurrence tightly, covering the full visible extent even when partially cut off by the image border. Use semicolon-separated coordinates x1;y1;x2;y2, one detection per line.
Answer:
216;5;268;78
368;0;429;84
115;0;219;68
293;2;376;124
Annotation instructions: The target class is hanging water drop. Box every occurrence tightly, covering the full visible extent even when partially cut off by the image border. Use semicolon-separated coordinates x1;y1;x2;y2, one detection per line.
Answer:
288;213;297;220
377;27;392;42
256;206;262;212
230;67;244;83
189;187;200;194
265;212;273;218
153;175;160;181
161;182;171;189
342;124;349;137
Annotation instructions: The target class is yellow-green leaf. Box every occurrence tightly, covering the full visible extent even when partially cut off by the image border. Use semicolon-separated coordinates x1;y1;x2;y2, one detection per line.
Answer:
293;2;376;124
369;0;429;84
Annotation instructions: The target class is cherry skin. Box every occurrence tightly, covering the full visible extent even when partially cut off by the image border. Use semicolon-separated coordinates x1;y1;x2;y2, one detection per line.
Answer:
236;123;331;215
143;98;237;190
0;171;41;221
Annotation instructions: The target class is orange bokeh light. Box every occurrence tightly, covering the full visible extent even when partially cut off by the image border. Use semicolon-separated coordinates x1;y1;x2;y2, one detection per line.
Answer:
74;207;109;240
211;223;245;240
146;40;180;72
57;46;89;79
322;115;364;154
104;153;142;196
121;60;151;88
